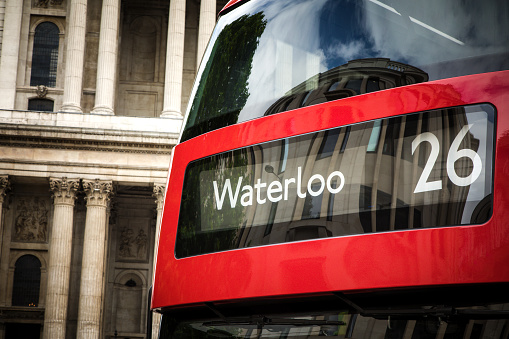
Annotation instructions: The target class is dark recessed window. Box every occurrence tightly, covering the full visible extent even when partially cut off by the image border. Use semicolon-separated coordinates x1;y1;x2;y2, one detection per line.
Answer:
28;98;54;112
317;129;341;159
12;255;41;307
366;78;381;93
344;78;363;95
125;279;137;287
30;22;59;87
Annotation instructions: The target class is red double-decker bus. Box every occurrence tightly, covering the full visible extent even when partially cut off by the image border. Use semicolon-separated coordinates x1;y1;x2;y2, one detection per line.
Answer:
151;0;509;337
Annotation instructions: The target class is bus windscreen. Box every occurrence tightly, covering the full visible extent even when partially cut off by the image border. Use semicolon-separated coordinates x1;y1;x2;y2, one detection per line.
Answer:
181;0;508;141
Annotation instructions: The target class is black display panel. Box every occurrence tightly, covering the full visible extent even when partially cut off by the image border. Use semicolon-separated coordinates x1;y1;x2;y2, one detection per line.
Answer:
176;105;494;258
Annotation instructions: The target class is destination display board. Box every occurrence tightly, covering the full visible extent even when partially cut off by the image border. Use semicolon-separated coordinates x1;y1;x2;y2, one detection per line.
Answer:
176;104;494;258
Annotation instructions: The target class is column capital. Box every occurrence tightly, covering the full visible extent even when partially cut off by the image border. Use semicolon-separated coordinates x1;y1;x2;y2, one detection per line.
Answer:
83;179;113;207
0;175;10;205
50;177;80;206
153;184;165;211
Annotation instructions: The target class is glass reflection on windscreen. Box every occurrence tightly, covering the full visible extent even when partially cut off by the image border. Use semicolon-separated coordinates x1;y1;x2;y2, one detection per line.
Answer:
182;0;508;141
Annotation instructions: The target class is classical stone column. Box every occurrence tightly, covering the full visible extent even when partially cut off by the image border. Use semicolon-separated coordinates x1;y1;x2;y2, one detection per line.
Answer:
0;176;9;221
151;184;165;339
0;0;23;109
152;184;165;262
91;0;120;115
196;0;216;70
43;178;80;339
161;0;186;119
61;0;88;113
76;179;113;339
0;176;10;261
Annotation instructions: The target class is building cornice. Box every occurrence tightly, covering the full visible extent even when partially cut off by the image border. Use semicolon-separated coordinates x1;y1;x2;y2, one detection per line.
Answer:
0;109;181;154
0;110;178;183
0;109;182;134
0;125;175;155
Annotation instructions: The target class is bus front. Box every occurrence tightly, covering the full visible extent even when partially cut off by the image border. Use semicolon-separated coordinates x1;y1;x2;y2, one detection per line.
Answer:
153;0;509;337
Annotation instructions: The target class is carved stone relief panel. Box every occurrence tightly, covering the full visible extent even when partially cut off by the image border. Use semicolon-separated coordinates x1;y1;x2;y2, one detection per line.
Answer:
116;218;150;262
34;0;64;8
12;196;49;243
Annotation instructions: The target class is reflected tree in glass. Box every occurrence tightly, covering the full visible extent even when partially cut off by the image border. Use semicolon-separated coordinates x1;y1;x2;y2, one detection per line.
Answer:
183;13;267;141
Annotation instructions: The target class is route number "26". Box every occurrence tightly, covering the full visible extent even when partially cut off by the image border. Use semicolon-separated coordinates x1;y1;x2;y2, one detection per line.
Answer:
412;124;482;193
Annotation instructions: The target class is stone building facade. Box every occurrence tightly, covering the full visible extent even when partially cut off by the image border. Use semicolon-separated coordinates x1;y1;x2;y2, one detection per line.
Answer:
0;0;225;338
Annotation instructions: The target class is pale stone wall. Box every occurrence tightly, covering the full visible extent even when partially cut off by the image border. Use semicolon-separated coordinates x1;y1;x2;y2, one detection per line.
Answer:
116;4;168;117
0;0;226;337
0;108;179;338
0;0;5;56
8;0;221;118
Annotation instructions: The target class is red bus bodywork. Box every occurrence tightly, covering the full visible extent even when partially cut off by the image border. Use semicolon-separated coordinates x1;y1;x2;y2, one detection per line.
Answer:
221;0;244;13
152;70;509;311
